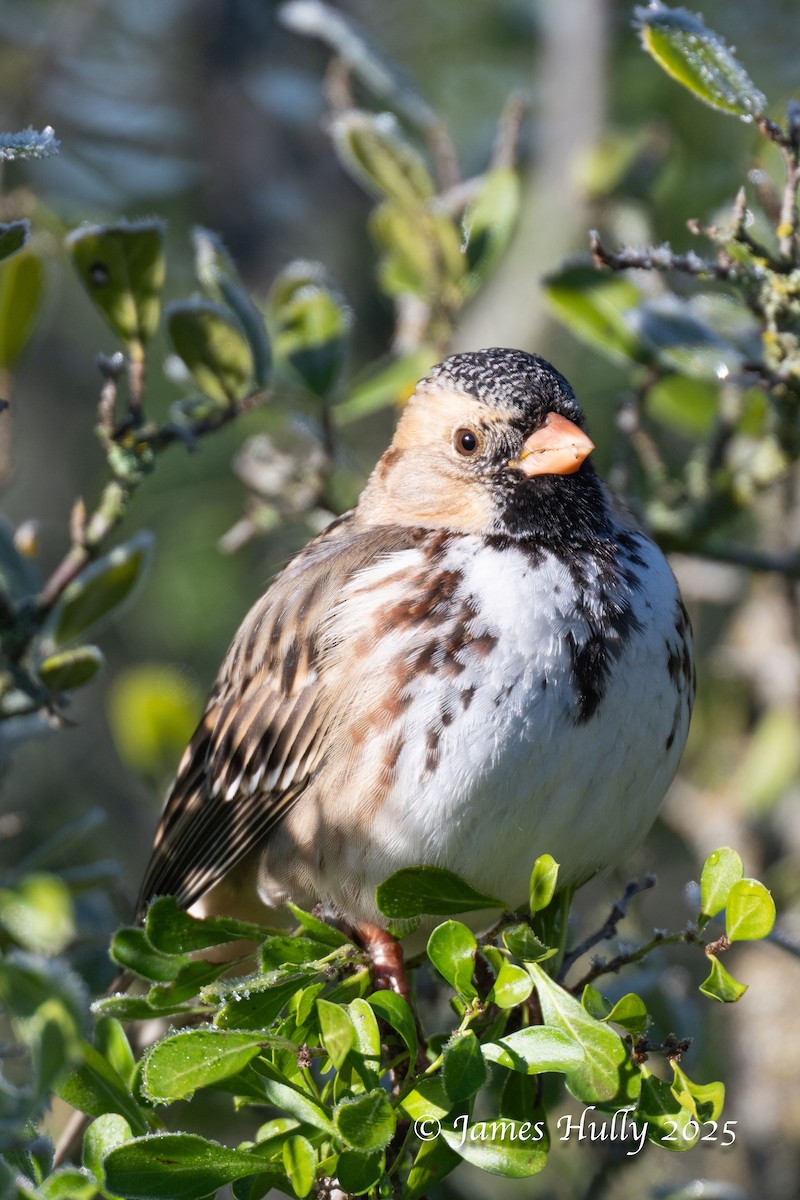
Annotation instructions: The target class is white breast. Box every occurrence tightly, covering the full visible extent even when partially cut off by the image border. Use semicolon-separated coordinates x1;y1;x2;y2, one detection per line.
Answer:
353;534;691;915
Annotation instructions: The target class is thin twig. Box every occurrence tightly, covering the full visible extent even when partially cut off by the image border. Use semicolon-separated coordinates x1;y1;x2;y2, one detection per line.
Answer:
569;927;700;995
558;876;656;982
589;230;737;282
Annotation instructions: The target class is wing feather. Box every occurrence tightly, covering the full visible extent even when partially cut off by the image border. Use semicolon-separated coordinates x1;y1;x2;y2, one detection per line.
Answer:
136;516;423;918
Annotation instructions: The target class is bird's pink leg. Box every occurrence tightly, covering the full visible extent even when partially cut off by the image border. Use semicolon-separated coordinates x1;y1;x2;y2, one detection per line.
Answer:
357;922;411;1003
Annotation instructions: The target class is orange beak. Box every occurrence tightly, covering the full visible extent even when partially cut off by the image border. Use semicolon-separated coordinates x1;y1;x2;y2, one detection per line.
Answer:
511;412;595;477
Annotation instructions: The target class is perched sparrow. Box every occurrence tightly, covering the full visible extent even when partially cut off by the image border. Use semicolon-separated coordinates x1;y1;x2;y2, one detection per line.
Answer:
137;348;694;979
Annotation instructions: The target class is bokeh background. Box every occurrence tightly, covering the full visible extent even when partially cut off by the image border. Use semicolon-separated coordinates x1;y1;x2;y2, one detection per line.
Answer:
2;1;800;1197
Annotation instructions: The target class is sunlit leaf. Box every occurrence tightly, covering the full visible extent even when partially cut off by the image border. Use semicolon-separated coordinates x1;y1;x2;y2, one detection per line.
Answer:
0;249;43;368
529;964;640;1105
103;1133;267;1199
37;645;104;693
635;3;767;121
193;226;271;386
670;1062;725;1122
637;1067;699;1150
544;264;647;366
66;220;165;350
442;1031;487;1102
482;1025;584;1076
108;663;201;779
334;1089;395;1152
282;1135;316;1198
47;531;154;646
330;110;435;209
699;954;748;1002
529;854;560;916
316;998;356;1068
168;299;254;405
427;921;478;999
0;872;75;955
376;866;504;919
699;846;744;922
725;878;776;941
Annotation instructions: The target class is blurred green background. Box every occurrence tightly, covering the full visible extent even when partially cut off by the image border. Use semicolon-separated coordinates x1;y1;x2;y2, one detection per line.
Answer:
2;1;800;1197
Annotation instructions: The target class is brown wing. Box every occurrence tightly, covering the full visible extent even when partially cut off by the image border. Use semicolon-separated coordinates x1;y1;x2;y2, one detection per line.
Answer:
136;515;420;919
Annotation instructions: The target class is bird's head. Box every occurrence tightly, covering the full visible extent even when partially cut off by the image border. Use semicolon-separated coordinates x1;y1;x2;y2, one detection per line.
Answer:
360;347;609;544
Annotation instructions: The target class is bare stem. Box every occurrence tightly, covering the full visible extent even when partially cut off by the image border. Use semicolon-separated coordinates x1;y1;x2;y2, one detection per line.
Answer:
558;876;656;983
589;230;737;282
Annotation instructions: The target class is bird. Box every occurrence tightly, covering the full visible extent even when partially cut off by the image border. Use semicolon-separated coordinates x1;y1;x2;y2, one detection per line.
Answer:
136;347;694;990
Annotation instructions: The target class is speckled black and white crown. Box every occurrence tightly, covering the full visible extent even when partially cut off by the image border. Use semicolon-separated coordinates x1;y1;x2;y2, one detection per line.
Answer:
425;348;584;428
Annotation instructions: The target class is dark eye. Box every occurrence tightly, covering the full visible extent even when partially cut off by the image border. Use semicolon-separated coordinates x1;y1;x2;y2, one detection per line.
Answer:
454;427;480;456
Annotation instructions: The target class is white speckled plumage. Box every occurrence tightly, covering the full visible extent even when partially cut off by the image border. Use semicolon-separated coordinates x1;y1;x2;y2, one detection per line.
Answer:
137;347;694;949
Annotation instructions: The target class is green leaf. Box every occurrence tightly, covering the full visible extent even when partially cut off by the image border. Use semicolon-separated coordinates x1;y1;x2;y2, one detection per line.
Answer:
427;921;478;998
529;964;639;1104
95;1017;136;1088
48;531;154;646
215;973;315;1030
366;990;418;1062
604;993;649;1034
83;1113;132;1188
103;1133;267;1200
671;1062;725;1122
441;1114;548;1178
261;935;333;972
145;896;270;955
252;1060;336;1135
148;958;236;1009
637;1067;700;1150
580;983;612;1020
347;997;382;1081
725;878;776;941
285;901;351;947
376;865;504;920
0;250;43;369
269;265;351;398
635;3;767;121
108;665;202;780
56;1041;149;1134
168;299;254;405
699;954;748;1002
316;999;356;1068
462;168;521;287
142;1028;268;1101
630;297;742;381
0;220;29;263
699;846;744;922
443;1031;487;1102
646;375;719;436
0;872;75;954
330;110;435;209
482;1025;585;1076
502;924;553;963
110;927;188;982
37;645;104;692
193;226;271;386
66;220;165;350
40;1168;98;1199
282;1135;316;1199
543;264;647;366
487;959;533;1009
529;855;560;916
336;1149;385;1196
334;1089;395;1152
333;348;437;425
406;1137;461;1200
399;1076;452;1124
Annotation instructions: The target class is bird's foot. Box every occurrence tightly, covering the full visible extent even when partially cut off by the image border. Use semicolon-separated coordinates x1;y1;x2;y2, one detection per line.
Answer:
357;921;411;1002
